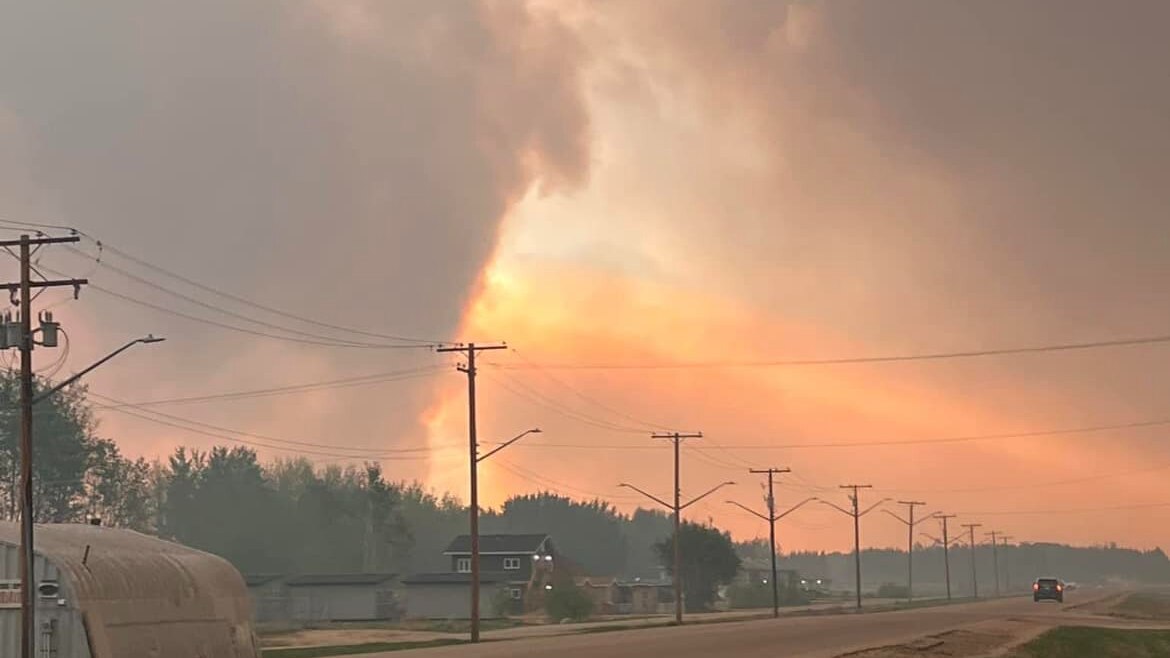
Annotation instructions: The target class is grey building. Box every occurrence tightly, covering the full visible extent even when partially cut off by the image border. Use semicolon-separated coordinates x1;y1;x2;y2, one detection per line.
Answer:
403;534;557;619
284;573;400;622
244;574;288;623
0;521;259;658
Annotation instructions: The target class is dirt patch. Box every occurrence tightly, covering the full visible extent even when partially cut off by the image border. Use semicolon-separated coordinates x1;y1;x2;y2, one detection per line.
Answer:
261;629;452;648
1109;591;1170;621
838;621;1042;658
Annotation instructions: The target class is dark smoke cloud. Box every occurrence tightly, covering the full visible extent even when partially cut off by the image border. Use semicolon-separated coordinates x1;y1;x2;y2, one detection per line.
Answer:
0;1;590;461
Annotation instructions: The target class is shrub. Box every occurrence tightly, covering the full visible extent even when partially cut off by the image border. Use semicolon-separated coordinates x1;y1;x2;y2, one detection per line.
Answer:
544;586;594;622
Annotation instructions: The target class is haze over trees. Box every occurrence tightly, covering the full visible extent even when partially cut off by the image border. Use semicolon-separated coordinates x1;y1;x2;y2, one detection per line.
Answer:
3;373;1169;591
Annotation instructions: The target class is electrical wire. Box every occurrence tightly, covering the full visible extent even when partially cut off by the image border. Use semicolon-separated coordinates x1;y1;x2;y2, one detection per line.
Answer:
957;501;1170;516
503;348;676;432
87;390;440;458
496;334;1170;370
67;248;428;349
482;370;649;435
61;232;444;345
92;365;445;409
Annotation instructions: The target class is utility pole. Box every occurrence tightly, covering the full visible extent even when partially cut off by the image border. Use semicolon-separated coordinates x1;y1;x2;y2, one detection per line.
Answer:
881;501;927;602
820;485;884;609
656;431;702;625
962;523;982;598
1000;535;1013;593
0;234;87;658
726;467;815;618
754;467;788;619
986;530;1002;597
621;431;732;625
435;342;505;644
936;514;957;601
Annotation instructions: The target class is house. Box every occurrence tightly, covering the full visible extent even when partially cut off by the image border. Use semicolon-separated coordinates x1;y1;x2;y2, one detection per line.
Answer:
403;533;557;619
575;576;619;615
0;521;259;658
574;576;673;615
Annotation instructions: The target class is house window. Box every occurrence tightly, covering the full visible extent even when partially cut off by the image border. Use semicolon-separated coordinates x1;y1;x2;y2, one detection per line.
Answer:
456;558;471;573
510;588;523;600
503;557;521;570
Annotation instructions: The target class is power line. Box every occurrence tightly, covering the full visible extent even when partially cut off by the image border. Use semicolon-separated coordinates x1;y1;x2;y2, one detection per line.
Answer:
68;248;426;349
958;501;1170;516
61;232;443;345
88;390;439;458
503;348;675;432
482;370;647;435
496;333;1170;370
689;417;1170;450
92;365;444;409
80;280;429;349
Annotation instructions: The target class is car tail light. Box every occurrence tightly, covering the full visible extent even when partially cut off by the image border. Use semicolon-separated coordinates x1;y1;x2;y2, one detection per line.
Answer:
1033;583;1039;591
1057;585;1063;592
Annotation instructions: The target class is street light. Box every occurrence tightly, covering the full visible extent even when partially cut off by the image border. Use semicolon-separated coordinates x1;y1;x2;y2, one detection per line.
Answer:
467;427;541;643
34;335;166;404
20;333;163;658
618;479;736;623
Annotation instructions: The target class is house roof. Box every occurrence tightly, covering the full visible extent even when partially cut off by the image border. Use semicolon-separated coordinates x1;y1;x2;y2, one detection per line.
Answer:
244;573;285;587
284;573;397;587
0;522;258;658
444;533;549;555
402;571;514;585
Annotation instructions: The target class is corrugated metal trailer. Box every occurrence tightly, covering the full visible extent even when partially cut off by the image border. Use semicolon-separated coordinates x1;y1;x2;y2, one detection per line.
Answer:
0;522;260;658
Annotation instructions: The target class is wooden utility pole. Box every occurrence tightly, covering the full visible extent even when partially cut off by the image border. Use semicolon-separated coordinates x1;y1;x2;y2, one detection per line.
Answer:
820;485;881;609
936;514;957;601
435;342;505;644
621;432;734;625
986;530;1002;597
885;501;927;602
750;468;790;617
963;523;982;598
653;431;703;625
1000;535;1014;593
0;234;87;658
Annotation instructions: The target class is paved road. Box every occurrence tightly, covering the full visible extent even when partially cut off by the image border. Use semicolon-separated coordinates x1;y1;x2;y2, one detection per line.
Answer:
355;590;1146;658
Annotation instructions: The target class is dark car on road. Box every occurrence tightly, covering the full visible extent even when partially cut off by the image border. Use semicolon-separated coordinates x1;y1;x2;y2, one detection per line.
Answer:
1033;577;1064;603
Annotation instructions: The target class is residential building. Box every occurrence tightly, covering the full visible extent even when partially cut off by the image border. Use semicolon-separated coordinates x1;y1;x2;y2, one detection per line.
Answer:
403;533;557;618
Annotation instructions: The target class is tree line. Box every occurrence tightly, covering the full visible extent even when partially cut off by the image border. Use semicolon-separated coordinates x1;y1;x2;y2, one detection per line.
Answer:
2;369;1167;608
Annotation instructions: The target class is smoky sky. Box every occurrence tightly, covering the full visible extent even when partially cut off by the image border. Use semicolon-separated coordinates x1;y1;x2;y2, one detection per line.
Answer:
582;0;1170;426
0;1;590;459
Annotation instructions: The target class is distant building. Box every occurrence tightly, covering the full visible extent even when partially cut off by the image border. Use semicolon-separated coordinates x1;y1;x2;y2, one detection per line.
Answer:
0;521;259;658
403;533;557;618
284;573;400;622
244;573;402;623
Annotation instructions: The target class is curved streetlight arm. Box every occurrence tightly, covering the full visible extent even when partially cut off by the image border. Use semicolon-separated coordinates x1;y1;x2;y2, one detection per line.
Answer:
774;496;819;521
858;498;892;517
726;500;771;522
817;499;854;517
680;481;736;510
920;532;942;546
477;428;541;463
619;483;673;511
33;335;165;405
882;509;910;526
